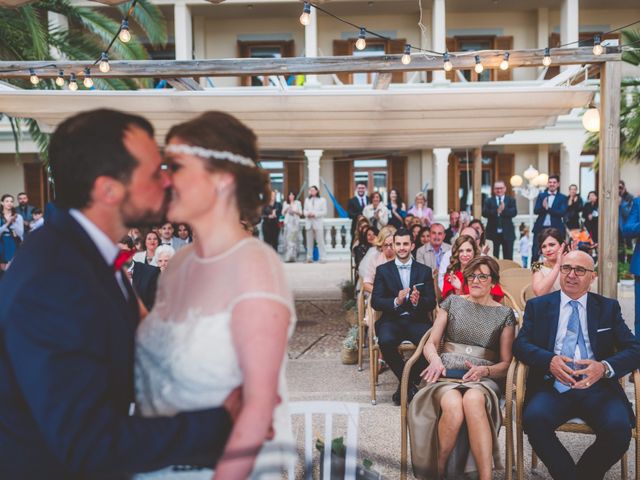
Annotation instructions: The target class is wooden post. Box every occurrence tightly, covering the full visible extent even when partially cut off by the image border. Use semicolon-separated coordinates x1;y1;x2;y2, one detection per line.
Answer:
473;147;483;219
597;60;621;297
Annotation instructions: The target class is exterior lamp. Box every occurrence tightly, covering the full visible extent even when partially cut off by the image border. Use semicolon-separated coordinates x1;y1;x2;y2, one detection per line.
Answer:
582;107;600;132
510;175;523;188
523;165;539;181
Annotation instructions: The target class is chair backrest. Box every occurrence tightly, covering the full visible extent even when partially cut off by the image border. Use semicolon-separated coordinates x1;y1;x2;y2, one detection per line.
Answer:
521;283;535;308
496;258;522;271
289;401;360;480
356;289;366;325
500;269;532;310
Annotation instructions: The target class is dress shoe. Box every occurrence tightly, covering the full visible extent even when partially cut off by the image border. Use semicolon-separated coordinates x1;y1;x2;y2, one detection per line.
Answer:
408;384;419;404
392;386;401;406
392;384;420;406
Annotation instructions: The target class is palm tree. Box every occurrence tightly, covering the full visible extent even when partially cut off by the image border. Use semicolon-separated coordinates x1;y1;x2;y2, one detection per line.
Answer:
583;29;640;165
0;0;167;158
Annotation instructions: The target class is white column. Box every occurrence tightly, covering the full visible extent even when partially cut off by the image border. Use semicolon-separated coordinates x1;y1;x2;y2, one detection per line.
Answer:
305;149;323;189
537;8;549;76
431;0;446;83
537;144;549;174
560;0;579;72
304;7;320;86
48;12;68;59
174;1;193;61
561;140;582;193
433;148;451;218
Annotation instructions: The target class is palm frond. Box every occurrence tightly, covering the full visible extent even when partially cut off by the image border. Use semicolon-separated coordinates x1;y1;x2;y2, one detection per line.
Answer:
18;5;49;60
119;0;167;48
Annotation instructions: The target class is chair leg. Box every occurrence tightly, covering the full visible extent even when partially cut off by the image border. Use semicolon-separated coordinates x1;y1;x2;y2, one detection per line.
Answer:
636;434;639;480
531;450;539;475
370;348;377;405
621;451;628;480
357;323;364;371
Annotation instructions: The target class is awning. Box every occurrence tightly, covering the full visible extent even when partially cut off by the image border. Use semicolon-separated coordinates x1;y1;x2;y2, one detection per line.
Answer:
0;84;594;149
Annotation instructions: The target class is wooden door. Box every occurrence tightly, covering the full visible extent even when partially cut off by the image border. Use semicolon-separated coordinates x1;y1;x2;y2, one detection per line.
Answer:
333;159;353;210
387;156;407;203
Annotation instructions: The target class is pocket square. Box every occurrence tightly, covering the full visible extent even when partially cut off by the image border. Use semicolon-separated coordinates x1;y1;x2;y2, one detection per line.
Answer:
597;327;612;332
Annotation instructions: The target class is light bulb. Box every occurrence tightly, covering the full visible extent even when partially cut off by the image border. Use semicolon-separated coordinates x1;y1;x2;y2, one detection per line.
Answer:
55;70;65;87
499;52;510;71
29;69;39;85
299;2;311;26
118;20;131;43
443;52;452;72
510;175;523;188
582;107;600;132
401;45;411;65
592;35;603;55
474;55;483;74
523;165;539;181
355;28;367;51
68;73;78;91
542;47;551;67
83;68;93;88
98;52;110;73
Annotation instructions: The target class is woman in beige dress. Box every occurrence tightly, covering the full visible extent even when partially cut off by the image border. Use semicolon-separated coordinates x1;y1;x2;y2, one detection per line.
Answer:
408;256;515;480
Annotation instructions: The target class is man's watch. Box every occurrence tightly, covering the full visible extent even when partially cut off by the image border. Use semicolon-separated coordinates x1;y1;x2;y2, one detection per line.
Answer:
601;361;613;379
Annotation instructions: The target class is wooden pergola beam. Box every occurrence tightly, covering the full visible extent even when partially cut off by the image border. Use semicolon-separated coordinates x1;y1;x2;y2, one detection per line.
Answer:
0;47;620;79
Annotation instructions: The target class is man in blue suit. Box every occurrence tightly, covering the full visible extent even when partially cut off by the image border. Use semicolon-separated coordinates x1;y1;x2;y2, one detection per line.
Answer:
371;228;437;405
531;175;568;262
0;110;240;479
621;195;640;337
513;250;640;480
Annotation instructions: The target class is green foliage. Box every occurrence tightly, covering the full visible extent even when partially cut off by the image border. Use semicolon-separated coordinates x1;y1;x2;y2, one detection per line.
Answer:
342;325;359;350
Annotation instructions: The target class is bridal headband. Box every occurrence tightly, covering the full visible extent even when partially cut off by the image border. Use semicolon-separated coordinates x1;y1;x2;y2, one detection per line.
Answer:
164;144;256;168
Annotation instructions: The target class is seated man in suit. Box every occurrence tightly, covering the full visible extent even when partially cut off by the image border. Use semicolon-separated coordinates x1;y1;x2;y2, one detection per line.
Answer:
513;250;640;480
372;228;437;405
415;222;451;276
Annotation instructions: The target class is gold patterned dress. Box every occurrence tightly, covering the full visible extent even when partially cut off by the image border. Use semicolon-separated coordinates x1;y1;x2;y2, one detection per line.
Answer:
408;295;515;480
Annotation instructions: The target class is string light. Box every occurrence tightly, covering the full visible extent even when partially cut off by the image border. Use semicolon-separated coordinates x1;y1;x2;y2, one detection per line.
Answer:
29;68;39;85
499;52;510;70
592;35;604;55
118;19;131;43
68;73;78;91
401;44;412;65
98;52;111;73
474;55;483;74
55;70;65;87
542;47;552;67
299;2;311;26
355;28;367;51
83;67;93;88
443;52;453;72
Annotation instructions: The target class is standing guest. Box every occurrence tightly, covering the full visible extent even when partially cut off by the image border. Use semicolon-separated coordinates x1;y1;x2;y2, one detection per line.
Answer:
353;225;378;269
513;250;640;480
619;181;634;263
282;191;303;262
388;188;407;229
133;230;160;266
442;235;505;303
154;244;175;272
158;222;186;251
371;228;437;405
28;208;44;233
469;219;493;256
444;211;461;244
519;227;531;268
176;223;192;244
582;191;599;243
531;228;567;296
416;223;451;276
409;256;515;480
261;191;282;252
482;180;517;259
303;185;327;263
347;182;369;236
0;194;24;270
128;227;142;241
362;191;389;230
532;175;568;263
408;192;434;228
621;194;640;338
16;192;35;231
565;184;583;230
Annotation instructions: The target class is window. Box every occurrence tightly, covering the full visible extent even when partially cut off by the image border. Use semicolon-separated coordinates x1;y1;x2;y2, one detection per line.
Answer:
238;40;294;87
580;156;596;197
352;43;386;85
353;159;388;203
446;35;513;82
456;37;492;82
333;38;406;85
260;160;285;202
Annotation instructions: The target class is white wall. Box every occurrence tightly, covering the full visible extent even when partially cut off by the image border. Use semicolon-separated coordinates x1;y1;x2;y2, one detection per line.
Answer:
0;154;26;198
621;163;640;197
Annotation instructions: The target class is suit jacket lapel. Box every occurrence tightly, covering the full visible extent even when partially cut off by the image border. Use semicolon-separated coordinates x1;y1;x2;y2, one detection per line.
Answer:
390;262;404;292
586;293;599;355
409;262;418;290
547;292;562;351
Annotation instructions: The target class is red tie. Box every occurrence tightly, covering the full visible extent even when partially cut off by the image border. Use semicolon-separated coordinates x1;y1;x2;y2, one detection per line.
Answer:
113;249;135;272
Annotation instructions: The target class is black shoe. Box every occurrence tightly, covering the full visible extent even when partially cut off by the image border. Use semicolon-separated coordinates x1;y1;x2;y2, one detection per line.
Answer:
408;384;419;404
392;386;401;406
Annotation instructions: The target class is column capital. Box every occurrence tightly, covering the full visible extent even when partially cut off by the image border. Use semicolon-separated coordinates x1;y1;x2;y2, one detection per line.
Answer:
304;149;323;162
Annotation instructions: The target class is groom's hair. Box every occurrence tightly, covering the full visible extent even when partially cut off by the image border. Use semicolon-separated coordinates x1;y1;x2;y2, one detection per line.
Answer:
49;109;154;209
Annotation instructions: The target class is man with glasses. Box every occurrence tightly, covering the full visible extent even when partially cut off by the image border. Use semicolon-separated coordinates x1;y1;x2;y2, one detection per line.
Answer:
415;223;451;276
371;228;437;405
514;250;640;480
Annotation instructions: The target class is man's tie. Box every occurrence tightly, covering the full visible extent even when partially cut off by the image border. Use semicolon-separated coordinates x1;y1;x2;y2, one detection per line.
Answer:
360;196;365;208
397;264;411;270
554;301;588;393
113;249;135;272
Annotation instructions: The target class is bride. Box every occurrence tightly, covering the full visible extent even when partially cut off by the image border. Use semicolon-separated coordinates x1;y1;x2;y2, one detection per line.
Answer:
135;112;296;479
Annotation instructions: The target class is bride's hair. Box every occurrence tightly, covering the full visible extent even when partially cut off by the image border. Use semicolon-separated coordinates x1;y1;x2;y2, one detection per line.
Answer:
165;111;270;225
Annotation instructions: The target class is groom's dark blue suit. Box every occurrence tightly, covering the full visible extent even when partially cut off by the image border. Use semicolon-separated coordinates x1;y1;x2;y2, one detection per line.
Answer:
513;291;640;480
0;209;232;479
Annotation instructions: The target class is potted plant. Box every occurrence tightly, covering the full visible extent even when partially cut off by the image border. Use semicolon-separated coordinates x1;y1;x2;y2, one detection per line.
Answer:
341;325;359;364
316;436;381;479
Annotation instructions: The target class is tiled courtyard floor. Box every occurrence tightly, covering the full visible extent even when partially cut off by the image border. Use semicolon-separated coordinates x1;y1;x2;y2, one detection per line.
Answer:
284;260;637;479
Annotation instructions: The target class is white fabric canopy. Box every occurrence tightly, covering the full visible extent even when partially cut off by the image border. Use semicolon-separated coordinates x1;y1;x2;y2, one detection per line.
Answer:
0;85;594;149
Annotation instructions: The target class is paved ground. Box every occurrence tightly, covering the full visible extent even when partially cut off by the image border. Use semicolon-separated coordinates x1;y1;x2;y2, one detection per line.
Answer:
284;261;638;479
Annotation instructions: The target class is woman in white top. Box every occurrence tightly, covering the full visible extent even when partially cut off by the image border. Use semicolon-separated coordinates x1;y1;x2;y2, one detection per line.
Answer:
303;185;327;262
135;111;295;479
362;191;389;230
282;192;303;262
132;230;160;266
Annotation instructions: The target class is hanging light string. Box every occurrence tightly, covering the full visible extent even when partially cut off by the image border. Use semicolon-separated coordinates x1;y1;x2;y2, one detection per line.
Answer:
92;0;139;73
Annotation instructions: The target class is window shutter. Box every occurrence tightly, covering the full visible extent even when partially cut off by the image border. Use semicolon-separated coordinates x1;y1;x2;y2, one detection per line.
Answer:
496;153;515;196
445;37;456;82
549;151;560;177
544;33;561;79
333;159;353;210
388;39;406;83
448;152;459;212
494;36;513;81
285;159;303;197
23;162;46;210
388;156;407;202
333;40;352;84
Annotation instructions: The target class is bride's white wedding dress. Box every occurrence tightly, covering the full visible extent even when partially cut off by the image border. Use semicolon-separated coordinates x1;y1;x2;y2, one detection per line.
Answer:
134;237;296;479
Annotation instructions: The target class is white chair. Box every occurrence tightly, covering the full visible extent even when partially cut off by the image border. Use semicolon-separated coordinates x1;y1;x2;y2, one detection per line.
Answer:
289;401;360;480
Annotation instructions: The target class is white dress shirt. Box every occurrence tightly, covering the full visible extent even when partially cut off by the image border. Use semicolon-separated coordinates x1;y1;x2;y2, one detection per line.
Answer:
543;193;556;227
553;291;593;360
393;258;416;313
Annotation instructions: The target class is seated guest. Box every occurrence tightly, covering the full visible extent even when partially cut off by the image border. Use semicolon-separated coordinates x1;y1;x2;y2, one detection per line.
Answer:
387;188;407;229
361;226;397;294
29;208;44;233
351;216;370;250
132;261;161;311
176;223;193;244
532;228;567;295
444;210;461;244
403;213;416;230
442;235;505;303
133;230;160;266
407;192;434;227
469;219;493;256
438;226;481;290
410;224;423;257
155;244;175;272
371;228;437;405
353;225;378;269
513;250;640;480
409;256;515;480
362;191;389;230
416;223;451;276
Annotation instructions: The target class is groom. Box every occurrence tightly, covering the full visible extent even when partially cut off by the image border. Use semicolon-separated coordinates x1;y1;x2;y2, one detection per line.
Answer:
0;110;240;478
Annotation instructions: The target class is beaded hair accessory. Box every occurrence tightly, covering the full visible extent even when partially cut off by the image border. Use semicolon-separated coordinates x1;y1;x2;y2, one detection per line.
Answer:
164;144;255;168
